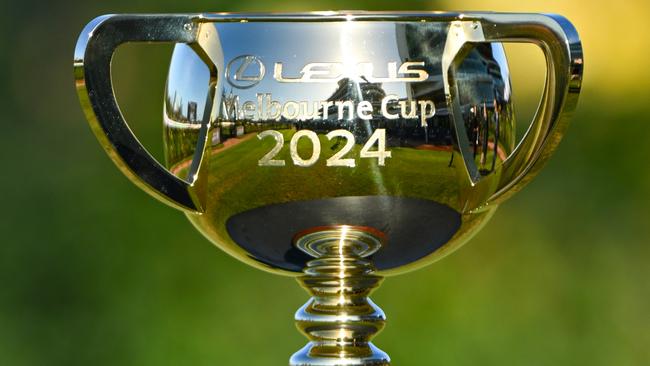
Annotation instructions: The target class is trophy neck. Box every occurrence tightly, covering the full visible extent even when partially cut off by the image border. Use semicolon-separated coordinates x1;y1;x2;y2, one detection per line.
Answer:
293;225;384;259
291;226;390;366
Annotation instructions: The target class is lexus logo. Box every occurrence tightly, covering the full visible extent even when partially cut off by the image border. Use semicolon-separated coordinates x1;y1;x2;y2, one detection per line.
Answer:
225;55;265;89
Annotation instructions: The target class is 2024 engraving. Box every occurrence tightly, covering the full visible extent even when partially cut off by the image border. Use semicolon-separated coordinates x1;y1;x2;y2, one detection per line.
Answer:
258;129;391;168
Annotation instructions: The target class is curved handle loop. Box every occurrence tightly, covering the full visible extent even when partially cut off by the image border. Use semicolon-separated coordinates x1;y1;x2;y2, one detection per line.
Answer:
443;13;583;206
74;14;219;213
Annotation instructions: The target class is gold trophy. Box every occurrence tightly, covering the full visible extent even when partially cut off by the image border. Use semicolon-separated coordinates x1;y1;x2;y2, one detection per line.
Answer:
75;12;583;365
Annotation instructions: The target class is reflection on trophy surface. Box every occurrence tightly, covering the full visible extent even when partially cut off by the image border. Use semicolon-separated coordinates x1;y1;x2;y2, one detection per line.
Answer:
75;12;583;365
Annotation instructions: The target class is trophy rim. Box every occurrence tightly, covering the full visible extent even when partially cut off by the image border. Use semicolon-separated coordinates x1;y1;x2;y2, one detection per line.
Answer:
196;11;495;22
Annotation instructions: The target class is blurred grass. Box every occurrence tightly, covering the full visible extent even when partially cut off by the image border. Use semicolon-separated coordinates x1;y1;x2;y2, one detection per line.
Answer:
1;0;649;365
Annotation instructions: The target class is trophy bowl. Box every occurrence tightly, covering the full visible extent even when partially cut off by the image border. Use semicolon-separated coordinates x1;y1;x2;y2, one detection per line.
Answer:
75;11;582;366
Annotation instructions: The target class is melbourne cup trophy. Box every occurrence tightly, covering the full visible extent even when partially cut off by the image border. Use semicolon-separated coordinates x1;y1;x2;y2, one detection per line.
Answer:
74;11;583;365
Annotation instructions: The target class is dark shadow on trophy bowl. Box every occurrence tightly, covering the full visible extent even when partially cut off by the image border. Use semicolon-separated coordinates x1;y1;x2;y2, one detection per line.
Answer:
226;195;462;271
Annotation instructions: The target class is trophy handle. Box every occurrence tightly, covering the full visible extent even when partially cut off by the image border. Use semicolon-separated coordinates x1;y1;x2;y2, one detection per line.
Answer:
484;14;583;204
74;14;220;213
443;14;583;206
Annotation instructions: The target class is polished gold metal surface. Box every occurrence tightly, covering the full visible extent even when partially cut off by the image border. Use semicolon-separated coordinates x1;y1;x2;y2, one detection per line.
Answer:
292;226;389;366
74;11;583;366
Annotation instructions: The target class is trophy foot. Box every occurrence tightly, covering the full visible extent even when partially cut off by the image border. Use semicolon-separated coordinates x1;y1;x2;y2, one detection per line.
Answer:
291;226;390;366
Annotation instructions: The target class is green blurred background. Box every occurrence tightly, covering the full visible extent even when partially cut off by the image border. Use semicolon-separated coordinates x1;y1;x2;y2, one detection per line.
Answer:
1;0;649;365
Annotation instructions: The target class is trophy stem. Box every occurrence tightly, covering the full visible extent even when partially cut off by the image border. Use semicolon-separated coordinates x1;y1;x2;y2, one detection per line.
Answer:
290;226;390;366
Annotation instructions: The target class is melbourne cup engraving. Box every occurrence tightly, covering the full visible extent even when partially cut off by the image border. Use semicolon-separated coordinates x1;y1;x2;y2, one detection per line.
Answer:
75;12;583;365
